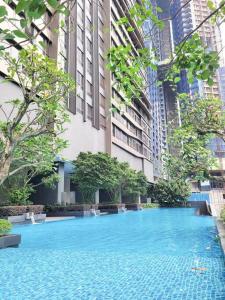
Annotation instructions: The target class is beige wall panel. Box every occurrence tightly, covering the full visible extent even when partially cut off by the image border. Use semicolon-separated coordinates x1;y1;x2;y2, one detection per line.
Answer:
61;113;106;160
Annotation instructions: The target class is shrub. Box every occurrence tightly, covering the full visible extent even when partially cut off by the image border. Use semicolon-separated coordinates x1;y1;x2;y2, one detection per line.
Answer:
8;185;34;206
148;179;191;206
142;203;159;209
0;219;12;236
221;208;225;223
0;205;44;217
44;204;97;213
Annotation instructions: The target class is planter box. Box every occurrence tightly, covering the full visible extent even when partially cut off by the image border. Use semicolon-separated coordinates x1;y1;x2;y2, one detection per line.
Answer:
98;203;125;214
125;203;143;211
8;213;46;224
0;234;21;249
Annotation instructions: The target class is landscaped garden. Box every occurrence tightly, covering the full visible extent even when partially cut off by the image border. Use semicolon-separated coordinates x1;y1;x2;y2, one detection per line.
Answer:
0;1;225;299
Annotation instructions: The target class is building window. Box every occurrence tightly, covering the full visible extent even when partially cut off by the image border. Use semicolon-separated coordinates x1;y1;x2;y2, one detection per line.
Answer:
99;55;104;69
87;59;92;75
77;71;84;89
99;37;104;52
100;94;105;108
86;17;92;32
76;96;84;114
100;114;106;129
86;0;92;15
87;104;93;120
77;48;84;66
87;38;92;54
100;74;105;88
77;26;83;43
87;81;92;96
77;4;84;27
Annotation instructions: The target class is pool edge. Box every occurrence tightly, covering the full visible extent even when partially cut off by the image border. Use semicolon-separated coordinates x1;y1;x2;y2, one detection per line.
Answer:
216;219;225;256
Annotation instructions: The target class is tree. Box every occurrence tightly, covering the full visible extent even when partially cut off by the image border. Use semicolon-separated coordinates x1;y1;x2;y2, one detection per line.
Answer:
122;168;148;198
71;152;149;204
71;152;123;203
0;0;74;50
178;96;225;142
107;1;224;106
148;178;191;206
0;46;75;186
164;95;225;182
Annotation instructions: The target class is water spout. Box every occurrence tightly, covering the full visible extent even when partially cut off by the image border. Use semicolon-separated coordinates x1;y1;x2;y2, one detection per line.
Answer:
90;208;97;216
25;212;37;224
121;207;127;213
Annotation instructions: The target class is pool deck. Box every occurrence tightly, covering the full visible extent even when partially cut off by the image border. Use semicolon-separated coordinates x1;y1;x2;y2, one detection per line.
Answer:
216;219;225;255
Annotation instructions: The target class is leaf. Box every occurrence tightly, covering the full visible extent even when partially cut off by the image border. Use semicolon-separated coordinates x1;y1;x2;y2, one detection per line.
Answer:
47;0;58;9
12;30;29;39
20;19;27;28
0;6;7;17
15;0;29;14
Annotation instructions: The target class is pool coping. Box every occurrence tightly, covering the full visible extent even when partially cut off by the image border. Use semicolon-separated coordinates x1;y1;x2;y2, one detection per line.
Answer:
216;219;225;256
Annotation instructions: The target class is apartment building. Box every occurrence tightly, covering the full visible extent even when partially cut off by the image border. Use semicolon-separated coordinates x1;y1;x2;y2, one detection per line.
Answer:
144;0;177;179
0;0;154;204
59;0;153;181
171;0;221;98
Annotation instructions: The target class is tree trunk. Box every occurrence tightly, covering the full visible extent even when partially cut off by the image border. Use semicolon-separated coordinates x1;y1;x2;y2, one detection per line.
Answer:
0;142;13;186
0;156;12;186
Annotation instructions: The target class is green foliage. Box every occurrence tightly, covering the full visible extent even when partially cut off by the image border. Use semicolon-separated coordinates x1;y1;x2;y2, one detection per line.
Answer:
122;168;148;197
207;0;225;24
178;96;225;140
107;45;156;105
0;0;70;49
0;46;75;186
169;34;220;86
142;203;159;209
72;152;122;203
148;179;191;206
8;185;34;206
221;207;225;223
71;152;148;204
165;95;223;182
0;219;12;236
116;0;164;30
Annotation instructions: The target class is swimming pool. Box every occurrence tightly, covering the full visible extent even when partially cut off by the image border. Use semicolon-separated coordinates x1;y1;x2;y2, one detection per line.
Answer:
0;208;225;300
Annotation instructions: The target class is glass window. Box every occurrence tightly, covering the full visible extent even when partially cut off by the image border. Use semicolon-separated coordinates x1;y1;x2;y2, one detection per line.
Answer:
77;48;84;66
76;96;84;114
77;71;84;89
87;59;92;75
87;104;93;120
87;81;92;96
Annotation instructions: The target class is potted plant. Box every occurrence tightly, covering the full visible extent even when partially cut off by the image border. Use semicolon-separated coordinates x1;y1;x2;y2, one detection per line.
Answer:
0;219;21;249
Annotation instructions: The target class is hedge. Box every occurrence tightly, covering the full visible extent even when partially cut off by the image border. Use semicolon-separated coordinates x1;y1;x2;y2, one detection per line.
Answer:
44;204;98;213
0;219;12;235
221;207;225;223
0;205;44;217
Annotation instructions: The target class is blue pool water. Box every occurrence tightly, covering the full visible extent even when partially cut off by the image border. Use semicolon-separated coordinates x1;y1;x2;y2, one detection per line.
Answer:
0;208;225;300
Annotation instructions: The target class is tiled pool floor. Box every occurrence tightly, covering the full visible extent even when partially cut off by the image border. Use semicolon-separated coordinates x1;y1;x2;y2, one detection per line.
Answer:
0;208;225;299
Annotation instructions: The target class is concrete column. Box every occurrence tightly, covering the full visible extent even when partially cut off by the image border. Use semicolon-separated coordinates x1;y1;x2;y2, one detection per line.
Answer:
95;190;100;204
118;188;122;204
57;162;65;204
138;194;141;205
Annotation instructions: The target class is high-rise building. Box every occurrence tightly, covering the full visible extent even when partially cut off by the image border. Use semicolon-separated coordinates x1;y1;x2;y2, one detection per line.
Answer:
0;0;154;204
171;0;221;98
144;0;177;179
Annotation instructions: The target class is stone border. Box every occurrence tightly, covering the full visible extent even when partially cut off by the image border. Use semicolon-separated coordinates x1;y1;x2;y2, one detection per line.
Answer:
216;219;225;256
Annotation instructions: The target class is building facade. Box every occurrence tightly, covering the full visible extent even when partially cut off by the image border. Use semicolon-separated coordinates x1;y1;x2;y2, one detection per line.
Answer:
0;0;154;204
144;0;177;179
171;0;221;98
